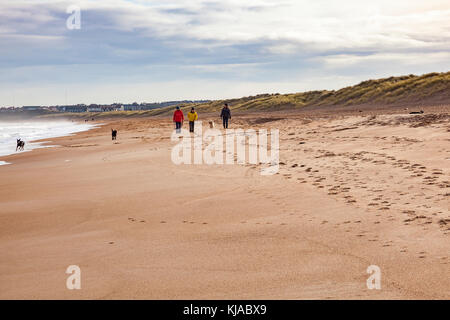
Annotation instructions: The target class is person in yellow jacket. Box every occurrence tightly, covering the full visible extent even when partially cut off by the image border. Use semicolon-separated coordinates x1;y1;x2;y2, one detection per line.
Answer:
187;107;198;133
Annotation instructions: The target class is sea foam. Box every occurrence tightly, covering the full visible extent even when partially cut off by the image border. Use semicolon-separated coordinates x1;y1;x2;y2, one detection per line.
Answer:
0;121;97;164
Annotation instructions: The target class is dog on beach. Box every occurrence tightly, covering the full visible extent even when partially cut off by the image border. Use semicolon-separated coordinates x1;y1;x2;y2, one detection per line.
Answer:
208;121;215;129
111;129;117;140
16;139;25;151
409;110;424;115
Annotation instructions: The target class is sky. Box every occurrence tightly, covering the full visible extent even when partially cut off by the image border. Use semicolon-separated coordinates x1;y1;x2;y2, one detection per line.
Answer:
0;0;449;106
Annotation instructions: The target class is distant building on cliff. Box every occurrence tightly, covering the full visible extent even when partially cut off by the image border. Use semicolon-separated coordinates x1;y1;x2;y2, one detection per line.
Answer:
22;106;42;111
123;103;141;111
87;105;102;112
59;105;87;112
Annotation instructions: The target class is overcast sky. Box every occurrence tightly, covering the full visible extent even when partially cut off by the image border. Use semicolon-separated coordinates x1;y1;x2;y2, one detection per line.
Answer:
1;0;449;106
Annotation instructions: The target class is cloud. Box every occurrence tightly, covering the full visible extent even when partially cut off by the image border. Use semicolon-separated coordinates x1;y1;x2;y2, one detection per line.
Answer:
319;52;450;68
0;0;449;105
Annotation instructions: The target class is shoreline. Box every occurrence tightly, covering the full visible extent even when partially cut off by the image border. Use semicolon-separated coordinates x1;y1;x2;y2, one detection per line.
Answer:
0;120;103;165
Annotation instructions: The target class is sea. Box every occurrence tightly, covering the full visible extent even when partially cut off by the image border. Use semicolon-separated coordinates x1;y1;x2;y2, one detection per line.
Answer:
0;121;97;165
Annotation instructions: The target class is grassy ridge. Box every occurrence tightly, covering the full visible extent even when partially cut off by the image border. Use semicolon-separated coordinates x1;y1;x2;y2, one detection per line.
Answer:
38;71;449;119
183;71;450;114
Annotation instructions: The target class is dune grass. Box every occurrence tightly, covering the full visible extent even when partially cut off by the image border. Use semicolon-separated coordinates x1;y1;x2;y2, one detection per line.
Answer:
38;71;449;119
158;71;450;115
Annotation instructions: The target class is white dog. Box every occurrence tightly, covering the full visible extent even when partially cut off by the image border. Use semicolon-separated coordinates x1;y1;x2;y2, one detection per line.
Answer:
208;121;215;129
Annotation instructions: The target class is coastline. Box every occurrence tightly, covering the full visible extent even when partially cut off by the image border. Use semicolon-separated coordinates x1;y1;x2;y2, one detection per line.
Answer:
0;120;101;165
0;112;448;299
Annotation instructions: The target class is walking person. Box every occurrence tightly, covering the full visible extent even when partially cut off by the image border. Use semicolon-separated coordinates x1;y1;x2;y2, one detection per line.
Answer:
173;106;184;133
220;103;231;129
187;107;198;133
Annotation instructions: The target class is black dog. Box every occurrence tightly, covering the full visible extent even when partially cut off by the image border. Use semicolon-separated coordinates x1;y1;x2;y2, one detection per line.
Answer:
111;129;117;140
409;110;424;115
16;139;25;151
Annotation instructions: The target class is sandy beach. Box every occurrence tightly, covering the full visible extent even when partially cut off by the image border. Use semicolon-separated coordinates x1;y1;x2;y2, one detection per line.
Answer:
0;106;449;299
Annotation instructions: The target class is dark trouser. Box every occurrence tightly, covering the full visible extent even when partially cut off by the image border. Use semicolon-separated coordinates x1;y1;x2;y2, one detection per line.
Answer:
222;117;229;129
189;121;195;133
175;121;182;133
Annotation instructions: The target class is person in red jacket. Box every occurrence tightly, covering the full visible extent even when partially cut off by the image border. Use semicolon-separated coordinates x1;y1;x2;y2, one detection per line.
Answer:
173;106;184;133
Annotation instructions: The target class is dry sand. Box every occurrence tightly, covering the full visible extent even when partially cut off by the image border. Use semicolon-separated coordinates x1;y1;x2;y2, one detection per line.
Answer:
0;107;449;299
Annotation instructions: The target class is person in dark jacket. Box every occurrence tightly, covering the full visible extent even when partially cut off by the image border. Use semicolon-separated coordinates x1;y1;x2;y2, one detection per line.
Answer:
173;106;184;133
220;103;231;129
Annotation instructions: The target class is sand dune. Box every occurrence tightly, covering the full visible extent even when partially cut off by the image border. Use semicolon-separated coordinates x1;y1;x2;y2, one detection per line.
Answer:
0;107;448;299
